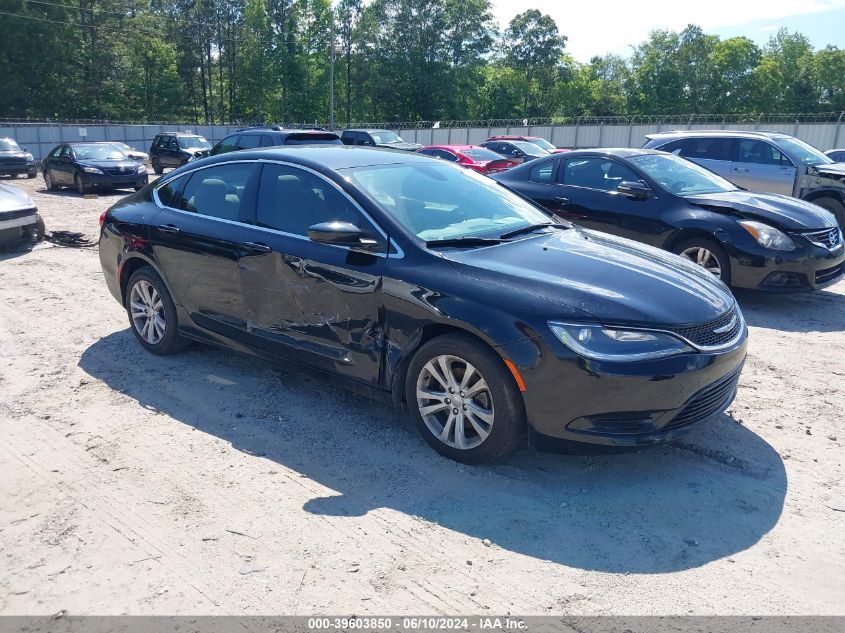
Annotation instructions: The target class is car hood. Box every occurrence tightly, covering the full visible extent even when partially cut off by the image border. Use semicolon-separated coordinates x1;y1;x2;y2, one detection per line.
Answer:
0;150;31;160
685;190;837;230
0;182;35;213
79;159;139;170
814;163;845;177
444;228;734;327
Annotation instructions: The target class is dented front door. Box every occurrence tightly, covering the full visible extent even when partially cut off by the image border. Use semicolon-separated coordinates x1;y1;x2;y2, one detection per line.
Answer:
237;163;387;385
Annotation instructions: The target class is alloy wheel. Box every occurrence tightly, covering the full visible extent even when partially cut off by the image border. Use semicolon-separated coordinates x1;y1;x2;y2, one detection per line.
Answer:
680;246;722;277
129;279;166;345
416;354;494;450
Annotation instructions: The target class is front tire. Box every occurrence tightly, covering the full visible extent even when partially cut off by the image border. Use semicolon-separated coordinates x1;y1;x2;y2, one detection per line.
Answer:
152;159;163;175
125;267;190;355
813;197;845;228
405;333;525;463
672;237;731;285
44;171;58;191
74;172;89;196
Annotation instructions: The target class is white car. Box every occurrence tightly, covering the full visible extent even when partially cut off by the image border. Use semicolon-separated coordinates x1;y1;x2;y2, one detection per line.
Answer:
113;142;149;164
0;182;43;248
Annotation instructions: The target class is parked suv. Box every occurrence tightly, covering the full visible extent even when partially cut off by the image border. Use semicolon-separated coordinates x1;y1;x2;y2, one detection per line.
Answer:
210;127;342;156
642;131;845;225
150;133;212;174
340;129;421;151
0;138;38;178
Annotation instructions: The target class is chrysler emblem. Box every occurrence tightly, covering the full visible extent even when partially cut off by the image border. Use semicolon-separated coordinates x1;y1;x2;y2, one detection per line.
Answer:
120;166;127;173
713;314;737;334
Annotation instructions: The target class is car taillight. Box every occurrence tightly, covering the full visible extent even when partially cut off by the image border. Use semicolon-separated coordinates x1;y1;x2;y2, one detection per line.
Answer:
99;211;106;227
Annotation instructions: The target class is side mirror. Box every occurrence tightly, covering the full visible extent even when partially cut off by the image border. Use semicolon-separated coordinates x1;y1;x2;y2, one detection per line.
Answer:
617;180;652;198
307;221;378;248
60;155;73;163
22;147;28;152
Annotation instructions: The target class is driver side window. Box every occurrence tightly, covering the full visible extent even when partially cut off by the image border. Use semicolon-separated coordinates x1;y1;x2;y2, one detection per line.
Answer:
560;158;639;192
256;164;363;236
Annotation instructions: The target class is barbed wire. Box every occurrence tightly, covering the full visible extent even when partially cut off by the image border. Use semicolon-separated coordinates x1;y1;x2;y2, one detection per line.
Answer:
0;112;843;128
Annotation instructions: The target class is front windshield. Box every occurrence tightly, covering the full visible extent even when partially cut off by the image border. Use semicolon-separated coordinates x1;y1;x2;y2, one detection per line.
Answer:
344;162;551;242
513;141;550;157
370;131;404;144
630;153;739;196
73;144;127;160
177;135;212;150
775;137;832;166
0;139;21;151
528;138;556;151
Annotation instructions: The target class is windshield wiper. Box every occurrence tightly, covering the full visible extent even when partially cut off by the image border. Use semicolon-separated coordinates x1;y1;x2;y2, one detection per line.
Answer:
499;223;568;240
425;237;505;248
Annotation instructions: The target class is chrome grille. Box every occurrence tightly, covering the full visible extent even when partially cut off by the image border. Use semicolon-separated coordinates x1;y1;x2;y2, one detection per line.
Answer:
802;227;841;249
102;165;137;176
667;306;742;349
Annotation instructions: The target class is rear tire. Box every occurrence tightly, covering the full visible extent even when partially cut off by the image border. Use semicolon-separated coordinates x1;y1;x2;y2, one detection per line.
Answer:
405;333;525;463
125;267;190;355
813;197;845;228
671;236;731;286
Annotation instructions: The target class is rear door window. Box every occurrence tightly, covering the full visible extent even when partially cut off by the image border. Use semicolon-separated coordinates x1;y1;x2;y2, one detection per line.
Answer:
529;160;557;184
237;134;262;149
179;163;258;222
561;157;640;192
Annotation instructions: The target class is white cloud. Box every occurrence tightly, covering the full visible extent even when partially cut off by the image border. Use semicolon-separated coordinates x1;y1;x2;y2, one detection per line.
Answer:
491;0;845;61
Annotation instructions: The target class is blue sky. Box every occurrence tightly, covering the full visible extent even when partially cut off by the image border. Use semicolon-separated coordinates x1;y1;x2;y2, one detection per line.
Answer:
491;0;845;62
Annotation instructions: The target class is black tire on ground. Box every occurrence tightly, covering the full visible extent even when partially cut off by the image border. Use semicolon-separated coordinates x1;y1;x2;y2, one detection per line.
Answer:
27;171;36;179
152;160;163;175
31;214;45;242
812;197;845;228
125;267;190;356
404;332;526;464
44;171;58;191
671;236;731;286
74;172;88;196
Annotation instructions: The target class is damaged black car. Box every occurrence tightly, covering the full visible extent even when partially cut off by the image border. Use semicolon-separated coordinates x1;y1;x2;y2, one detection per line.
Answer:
0;182;44;249
493;149;844;291
99;146;747;463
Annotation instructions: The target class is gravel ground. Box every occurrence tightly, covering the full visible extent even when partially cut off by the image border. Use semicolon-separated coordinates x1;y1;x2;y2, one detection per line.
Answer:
0;174;843;615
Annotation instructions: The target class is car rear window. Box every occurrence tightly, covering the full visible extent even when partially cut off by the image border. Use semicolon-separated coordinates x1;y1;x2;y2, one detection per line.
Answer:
462;148;504;161
283;133;343;146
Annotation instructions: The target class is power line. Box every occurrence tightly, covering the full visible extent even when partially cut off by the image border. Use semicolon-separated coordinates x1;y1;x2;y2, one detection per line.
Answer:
16;0;231;31
0;9;234;41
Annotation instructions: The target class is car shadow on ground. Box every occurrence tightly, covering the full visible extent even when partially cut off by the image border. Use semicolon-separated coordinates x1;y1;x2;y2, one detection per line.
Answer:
735;287;845;332
79;330;786;575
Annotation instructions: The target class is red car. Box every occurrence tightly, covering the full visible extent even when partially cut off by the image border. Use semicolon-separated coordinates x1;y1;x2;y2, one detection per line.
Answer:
416;145;520;174
485;135;569;154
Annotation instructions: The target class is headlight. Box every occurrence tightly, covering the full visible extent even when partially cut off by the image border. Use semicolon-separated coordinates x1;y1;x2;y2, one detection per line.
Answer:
82;166;103;174
137;164;147;173
739;220;795;251
25;152;34;161
549;322;693;362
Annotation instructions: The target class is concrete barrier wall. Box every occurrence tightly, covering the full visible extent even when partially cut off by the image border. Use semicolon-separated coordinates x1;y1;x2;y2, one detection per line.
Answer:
2;120;843;160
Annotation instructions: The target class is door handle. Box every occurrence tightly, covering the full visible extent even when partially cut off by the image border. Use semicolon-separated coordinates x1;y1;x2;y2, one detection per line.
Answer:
554;196;570;204
243;241;272;253
157;224;180;233
732;167;749;173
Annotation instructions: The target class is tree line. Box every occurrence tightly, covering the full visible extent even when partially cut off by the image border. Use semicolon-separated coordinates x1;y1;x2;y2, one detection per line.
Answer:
1;0;843;126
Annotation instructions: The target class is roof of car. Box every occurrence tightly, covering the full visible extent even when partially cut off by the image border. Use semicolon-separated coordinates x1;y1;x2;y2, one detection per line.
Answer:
422;145;481;151
156;132;205;136
237;128;339;137
538;147;663;159
167;145;433;175
343;129;392;133
646;130;791;140
486;135;541;140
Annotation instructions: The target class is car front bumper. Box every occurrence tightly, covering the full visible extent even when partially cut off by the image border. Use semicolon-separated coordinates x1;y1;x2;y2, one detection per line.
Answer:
725;233;845;291
0;162;37;175
498;328;748;446
82;173;148;189
0;208;39;246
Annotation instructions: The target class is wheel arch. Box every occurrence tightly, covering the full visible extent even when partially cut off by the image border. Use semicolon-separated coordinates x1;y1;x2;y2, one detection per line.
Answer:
801;188;845;205
663;227;723;253
118;254;168;305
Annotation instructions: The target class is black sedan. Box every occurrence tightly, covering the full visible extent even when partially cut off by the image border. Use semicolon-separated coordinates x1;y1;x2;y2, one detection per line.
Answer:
492;148;844;291
99;146;746;463
43;142;148;195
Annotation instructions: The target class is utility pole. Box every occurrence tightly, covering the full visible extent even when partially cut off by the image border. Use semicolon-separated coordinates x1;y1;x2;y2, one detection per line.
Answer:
329;11;336;130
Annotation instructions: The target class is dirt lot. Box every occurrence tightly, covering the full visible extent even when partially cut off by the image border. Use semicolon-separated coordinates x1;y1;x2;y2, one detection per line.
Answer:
1;174;843;616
